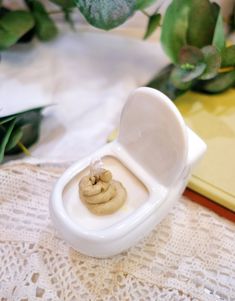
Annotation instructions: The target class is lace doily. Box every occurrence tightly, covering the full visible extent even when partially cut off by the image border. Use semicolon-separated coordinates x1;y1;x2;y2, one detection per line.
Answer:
1;162;235;301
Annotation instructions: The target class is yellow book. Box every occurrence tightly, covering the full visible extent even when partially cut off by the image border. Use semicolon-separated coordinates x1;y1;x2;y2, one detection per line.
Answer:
175;89;235;211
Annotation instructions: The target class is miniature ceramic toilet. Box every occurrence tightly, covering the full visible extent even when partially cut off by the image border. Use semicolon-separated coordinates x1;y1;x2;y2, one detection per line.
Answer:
50;87;206;258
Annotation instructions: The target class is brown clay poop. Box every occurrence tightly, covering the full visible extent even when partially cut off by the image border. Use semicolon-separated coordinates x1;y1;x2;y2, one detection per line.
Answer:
79;169;127;215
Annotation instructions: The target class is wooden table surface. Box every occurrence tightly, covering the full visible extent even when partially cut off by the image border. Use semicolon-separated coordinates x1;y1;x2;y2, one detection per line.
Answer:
184;188;235;223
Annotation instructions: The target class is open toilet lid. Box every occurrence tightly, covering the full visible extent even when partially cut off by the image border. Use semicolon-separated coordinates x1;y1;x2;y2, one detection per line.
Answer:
118;87;188;187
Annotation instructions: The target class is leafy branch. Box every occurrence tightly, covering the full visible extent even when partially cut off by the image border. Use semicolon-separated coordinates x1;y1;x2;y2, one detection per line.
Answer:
0;108;43;163
0;0;157;49
147;0;235;99
0;0;235;163
0;0;156;163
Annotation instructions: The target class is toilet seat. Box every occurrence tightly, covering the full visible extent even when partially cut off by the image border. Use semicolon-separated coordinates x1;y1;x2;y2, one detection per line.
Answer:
118;87;188;187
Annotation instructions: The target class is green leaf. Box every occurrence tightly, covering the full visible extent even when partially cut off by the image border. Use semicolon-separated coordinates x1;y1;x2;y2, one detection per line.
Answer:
5;127;23;151
161;0;191;63
200;46;221;80
0;10;35;50
26;0;58;41
0;105;48;120
170;68;189;90
212;5;225;51
178;46;206;82
187;0;217;48
148;64;173;89
144;13;160;39
0;115;16;125
179;46;204;66
49;0;76;29
0;108;44;161
8;109;42;154
148;64;185;100
135;0;157;10
231;6;235;32
181;64;206;82
0;119;16;162
171;63;205;89
221;46;235;67
18;28;35;43
170;67;194;90
63;8;75;29
49;0;76;8
0;7;11;18
195;70;235;93
75;0;136;30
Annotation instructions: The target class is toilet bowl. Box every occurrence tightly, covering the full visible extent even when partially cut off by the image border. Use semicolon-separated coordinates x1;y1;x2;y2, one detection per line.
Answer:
50;87;206;258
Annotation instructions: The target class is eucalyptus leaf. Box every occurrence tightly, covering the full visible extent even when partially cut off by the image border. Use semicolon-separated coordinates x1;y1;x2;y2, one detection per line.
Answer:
135;0;157;10
195;70;235;93
75;0;136;30
171;63;206;87
182;63;206;82
148;64;173;89
177;46;206;82
221;46;235;67
5;127;23;151
161;0;191;63
147;64;185;100
144;13;160;40
170;66;194;90
26;0;58;41
187;0;217;48
212;5;225;51
0;119;16;162
200;46;221;80
179;46;204;66
0;10;35;50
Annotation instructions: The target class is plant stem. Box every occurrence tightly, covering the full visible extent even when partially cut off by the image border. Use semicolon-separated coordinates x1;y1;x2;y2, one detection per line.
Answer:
141;10;150;18
219;66;235;73
17;142;31;156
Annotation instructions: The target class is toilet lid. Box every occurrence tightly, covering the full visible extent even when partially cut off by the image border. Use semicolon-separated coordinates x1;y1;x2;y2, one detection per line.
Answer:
118;87;188;187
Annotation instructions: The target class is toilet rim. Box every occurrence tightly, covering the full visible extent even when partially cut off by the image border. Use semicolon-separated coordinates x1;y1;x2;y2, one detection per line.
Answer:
50;144;169;242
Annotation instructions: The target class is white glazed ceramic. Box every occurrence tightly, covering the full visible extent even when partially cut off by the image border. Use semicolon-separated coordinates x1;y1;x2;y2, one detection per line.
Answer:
50;87;206;258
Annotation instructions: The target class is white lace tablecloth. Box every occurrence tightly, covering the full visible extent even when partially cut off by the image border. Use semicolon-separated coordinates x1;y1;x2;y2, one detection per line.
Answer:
1;30;235;301
1;161;235;301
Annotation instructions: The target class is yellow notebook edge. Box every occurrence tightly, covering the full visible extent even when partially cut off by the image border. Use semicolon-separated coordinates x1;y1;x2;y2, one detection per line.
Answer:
188;175;235;212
